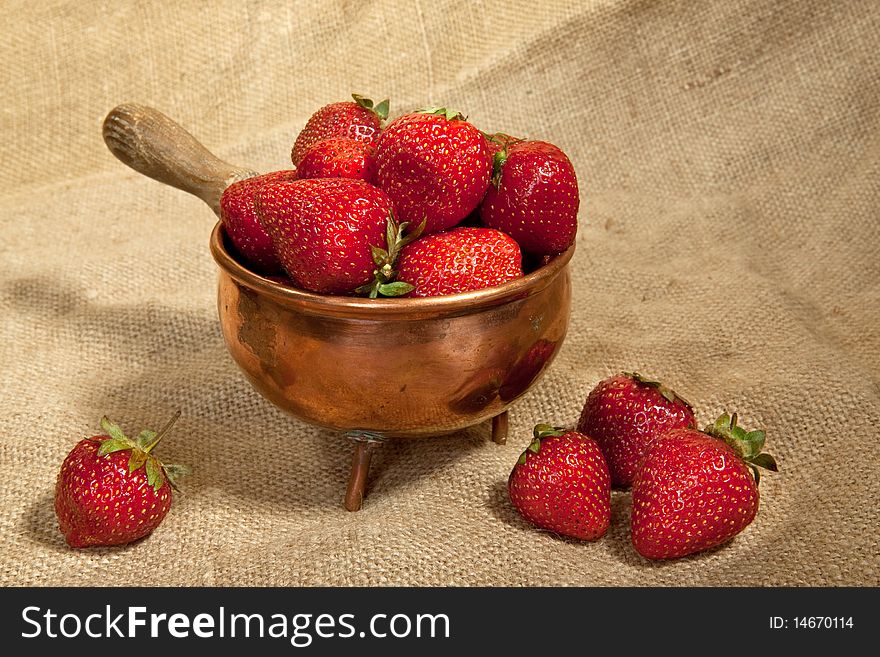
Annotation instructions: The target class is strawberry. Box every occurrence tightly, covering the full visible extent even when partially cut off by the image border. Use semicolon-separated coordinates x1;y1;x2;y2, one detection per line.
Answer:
296;137;377;182
374;108;492;234
395;226;522;297
479;139;579;255
508;424;611;540
291;94;388;166
54;413;189;548
219;170;297;273
254;178;393;295
577;372;696;488
631;413;778;560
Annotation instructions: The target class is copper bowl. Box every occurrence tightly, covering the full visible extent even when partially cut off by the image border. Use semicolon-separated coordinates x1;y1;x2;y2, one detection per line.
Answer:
211;225;573;507
103;103;575;510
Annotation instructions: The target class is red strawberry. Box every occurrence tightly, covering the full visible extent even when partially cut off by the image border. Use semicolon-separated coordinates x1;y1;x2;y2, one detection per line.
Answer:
254;178;392;295
374;108;492;234
631;413;778;560
220;169;297;273
480;140;579;255
577;372;696;488
395;226;522;297
291;94;387;166
54;413;189;548
508;424;611;540
296;137;377;182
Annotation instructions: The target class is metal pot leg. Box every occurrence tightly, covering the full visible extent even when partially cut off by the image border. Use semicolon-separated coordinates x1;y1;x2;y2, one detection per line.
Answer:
344;433;384;511
491;410;509;445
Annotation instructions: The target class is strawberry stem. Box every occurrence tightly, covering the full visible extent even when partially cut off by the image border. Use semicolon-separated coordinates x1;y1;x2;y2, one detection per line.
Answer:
142;410;181;454
533;423;566;440
356;212;425;298
484;133;526;187
517;424;567;464
416;107;467;121
623;371;694;411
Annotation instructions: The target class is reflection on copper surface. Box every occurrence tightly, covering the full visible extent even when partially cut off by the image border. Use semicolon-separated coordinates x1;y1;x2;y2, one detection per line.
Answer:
210;223;573;439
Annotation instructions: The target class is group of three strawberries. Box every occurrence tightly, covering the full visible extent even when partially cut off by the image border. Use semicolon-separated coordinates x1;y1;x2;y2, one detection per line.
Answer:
511;372;778;559
219;94;580;298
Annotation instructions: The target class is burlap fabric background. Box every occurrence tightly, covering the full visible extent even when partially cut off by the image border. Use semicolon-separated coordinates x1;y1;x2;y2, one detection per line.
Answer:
1;0;877;586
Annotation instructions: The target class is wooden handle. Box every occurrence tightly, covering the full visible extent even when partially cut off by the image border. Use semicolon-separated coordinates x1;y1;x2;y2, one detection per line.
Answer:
102;103;258;216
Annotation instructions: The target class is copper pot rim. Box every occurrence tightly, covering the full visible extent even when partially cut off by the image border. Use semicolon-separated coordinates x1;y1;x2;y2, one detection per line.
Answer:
209;222;575;318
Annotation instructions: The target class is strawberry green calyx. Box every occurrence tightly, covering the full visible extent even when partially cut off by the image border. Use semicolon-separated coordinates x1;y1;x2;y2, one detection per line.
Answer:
623;371;694;412
416;107;467;122
97;411;191;492
356;212;426;298
704;412;778;484
351;94;390;121
517;424;567;464
491;150;506;187
485;133;525;187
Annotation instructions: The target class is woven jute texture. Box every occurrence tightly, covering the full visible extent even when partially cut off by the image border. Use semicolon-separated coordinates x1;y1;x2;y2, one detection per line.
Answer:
1;0;878;586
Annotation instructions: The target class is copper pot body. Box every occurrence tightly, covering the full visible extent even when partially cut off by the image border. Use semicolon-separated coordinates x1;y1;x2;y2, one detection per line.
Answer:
210;223;573;439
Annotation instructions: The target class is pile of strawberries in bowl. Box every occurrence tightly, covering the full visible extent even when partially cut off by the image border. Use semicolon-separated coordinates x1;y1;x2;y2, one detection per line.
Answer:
219;94;579;298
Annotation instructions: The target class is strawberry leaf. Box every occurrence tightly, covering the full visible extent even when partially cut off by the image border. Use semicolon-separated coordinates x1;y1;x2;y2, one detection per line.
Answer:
705;412;777;478
352;94;390;121
371;245;389;266
749;464;761;486
625;371;693;410
377;282;414;297
533;424;565;440
97;437;132;456
355;280;380;298
373;98;390;120
145;456;165;492
398;218;426;249
351;93;373;110
163;463;191;492
127;449;148;473
491;150;507;187
135;430;157;449
533;423;555;439
739;430;766;459
385;214;398;254
100;416;127;442
749;453;778;472
712;412;731;433
416;107;466;121
358;214;426;299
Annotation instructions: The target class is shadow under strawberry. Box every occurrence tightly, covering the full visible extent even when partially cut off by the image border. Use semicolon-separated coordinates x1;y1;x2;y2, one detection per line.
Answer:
487;480;530;531
24;489;70;552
